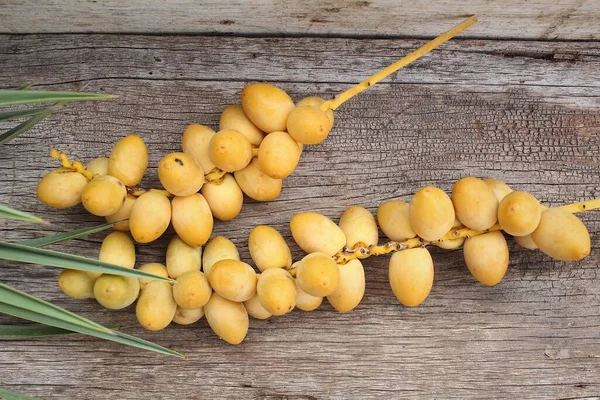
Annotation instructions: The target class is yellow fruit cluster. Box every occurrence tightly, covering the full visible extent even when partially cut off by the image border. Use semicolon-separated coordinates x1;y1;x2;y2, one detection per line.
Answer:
336;177;592;306
57;222;365;344
56;176;595;345
35;17;597;345
38;15;481;247
37;82;343;247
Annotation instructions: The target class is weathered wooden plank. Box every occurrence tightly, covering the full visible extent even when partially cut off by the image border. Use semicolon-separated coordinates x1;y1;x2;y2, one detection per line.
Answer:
1;35;600;108
1;0;600;40
0;35;599;399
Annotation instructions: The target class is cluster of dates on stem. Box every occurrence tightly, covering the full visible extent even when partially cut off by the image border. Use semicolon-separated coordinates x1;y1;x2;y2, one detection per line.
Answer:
32;15;595;343
38;82;337;245
51;171;593;345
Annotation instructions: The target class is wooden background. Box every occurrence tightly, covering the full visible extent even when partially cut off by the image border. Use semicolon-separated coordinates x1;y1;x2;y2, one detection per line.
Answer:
1;0;600;40
1;2;600;399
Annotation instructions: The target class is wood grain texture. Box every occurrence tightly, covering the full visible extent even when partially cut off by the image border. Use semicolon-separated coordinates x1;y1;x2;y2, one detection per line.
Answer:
1;0;600;40
0;35;599;399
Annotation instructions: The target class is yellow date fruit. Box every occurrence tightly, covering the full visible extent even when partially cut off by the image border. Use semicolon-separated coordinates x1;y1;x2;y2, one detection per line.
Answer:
200;173;244;221
98;231;136;271
137;263;169;290
327;259;365;313
257;268;296;316
208;259;257;302
241;83;295;133
531;208;590;261
209;129;253;172
339;206;378;248
409;186;455;242
85;157;109;176
233;158;282;202
202;236;240;276
129;191;171;243
182;124;216;173
243;292;272;320
173;270;212;309
166;236;202;279
452;177;498;230
171;194;213;247
158;152;205;196
290;212;346;256
296;252;340;297
484;178;513;203
94;231;139;309
94;275;140;310
514;234;537;250
136;281;177;331
452;217;465;229
463;231;509;286
173;306;204;325
296;97;334;124
287;105;333;145
58;269;97;300
81;175;127;217
219;105;265;146
295;277;323;312
377;200;416;241
248;225;292;271
498;191;542;236
257;131;301;179
37;167;88;209
105;194;136;232
389;248;434;307
108;134;148;187
204;292;249;345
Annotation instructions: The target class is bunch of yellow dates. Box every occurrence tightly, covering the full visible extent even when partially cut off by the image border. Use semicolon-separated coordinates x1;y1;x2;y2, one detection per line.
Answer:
38;118;591;344
32;17;593;345
37;83;333;242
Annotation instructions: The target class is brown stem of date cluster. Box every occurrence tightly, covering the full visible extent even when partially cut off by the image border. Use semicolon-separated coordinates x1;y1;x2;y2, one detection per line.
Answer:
332;199;600;265
49;148;227;197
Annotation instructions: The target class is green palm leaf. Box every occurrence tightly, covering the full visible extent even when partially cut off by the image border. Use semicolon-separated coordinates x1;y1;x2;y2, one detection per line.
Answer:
0;283;109;332
0;107;48;122
0;241;173;282
0;110;53;145
0;90;115;106
0;283;184;358
19;222;115;248
0;387;41;400
0;324;74;339
0;205;46;224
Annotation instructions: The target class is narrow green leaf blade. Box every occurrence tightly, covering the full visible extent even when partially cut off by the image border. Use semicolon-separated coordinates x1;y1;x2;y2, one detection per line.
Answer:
0;388;41;400
1;305;184;358
0;324;74;339
110;330;185;359
0;282;110;332
0;108;47;122
0;282;183;357
0;110;52;145
0;205;46;224
0;241;173;282
0;90;116;106
20;222;115;248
